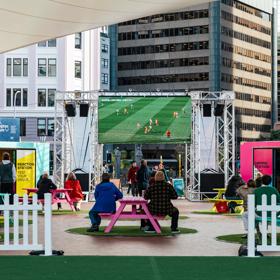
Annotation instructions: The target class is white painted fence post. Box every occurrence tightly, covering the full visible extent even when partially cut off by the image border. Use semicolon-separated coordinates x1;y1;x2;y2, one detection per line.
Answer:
44;193;52;256
247;194;255;257
3;194;10;246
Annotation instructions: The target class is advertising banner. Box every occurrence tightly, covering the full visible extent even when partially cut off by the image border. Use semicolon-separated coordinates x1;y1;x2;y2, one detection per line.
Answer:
253;148;273;178
16;149;36;196
0;118;20;142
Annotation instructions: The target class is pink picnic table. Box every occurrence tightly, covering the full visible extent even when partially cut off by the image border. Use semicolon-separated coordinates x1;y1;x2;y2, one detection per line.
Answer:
23;188;75;211
104;197;162;234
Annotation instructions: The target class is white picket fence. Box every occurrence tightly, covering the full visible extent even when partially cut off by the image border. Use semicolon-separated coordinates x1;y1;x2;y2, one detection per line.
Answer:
0;193;52;256
247;194;280;257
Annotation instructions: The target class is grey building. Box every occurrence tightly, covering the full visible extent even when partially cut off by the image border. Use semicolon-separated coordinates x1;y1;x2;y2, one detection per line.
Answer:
110;0;277;143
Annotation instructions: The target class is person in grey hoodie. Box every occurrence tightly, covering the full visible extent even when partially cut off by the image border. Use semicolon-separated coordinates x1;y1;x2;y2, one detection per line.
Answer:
0;152;16;203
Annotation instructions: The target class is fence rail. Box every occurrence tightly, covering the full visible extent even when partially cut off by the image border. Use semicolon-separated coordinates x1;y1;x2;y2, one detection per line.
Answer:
248;194;280;257
0;193;52;255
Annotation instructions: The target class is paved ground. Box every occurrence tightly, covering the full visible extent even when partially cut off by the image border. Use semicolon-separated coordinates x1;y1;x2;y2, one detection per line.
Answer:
1;197;280;256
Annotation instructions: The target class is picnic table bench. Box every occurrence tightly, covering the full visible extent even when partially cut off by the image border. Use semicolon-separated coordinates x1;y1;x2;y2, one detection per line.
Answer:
23;188;76;211
102;197;165;234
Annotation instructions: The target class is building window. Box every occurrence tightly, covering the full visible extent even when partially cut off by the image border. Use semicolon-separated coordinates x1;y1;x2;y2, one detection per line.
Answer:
22;89;28;106
101;58;109;68
38;39;56;47
48;58;56;77
48;39;56;47
20;118;26;137
6;88;28;107
38;58;47;76
38;89;46;107
75;33;82;49
13;88;21;106
75;61;82;78
38;41;47;47
23;58;28;76
101;73;109;84
37;118;46;136
101;44;109;53
6;58;11;76
13;58;22;76
48;89;55;107
47;118;54;136
6;88;11;106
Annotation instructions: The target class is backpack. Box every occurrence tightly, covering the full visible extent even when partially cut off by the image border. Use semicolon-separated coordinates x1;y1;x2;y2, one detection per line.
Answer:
0;162;14;183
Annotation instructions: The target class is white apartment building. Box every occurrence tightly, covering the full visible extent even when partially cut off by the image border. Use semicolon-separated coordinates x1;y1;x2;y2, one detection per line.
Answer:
0;27;110;172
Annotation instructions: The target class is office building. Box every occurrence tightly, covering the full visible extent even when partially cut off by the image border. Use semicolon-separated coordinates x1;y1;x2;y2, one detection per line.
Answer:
111;0;276;143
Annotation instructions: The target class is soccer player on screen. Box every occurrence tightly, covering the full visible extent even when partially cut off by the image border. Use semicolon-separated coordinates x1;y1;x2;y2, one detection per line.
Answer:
155;119;159;126
166;130;171;138
149;118;153;126
116;109;119;116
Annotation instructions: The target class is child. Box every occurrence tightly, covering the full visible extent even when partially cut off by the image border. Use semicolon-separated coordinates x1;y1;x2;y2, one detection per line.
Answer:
87;173;123;232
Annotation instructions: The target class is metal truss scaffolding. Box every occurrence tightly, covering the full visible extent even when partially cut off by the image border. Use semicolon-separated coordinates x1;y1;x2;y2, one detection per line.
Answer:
54;91;102;191
186;91;235;201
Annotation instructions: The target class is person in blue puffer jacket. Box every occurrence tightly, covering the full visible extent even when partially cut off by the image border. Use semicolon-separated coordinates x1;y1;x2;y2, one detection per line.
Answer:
88;173;123;232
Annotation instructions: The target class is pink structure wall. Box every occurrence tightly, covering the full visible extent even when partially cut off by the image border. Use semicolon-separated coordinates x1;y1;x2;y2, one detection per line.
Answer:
240;141;280;182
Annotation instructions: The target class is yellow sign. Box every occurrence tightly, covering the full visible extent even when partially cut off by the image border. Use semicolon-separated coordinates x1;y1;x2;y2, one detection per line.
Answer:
16;150;36;196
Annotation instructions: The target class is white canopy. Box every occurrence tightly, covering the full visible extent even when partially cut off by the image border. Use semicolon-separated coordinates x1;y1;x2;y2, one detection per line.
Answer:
0;0;210;53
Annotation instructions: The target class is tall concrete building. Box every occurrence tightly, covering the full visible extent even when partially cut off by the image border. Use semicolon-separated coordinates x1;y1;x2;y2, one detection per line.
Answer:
0;27;110;173
111;0;277;143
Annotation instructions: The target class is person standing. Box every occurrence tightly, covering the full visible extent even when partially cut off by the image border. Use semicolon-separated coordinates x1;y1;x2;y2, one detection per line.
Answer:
0;152;16;204
127;161;139;196
236;179;257;238
136;159;150;197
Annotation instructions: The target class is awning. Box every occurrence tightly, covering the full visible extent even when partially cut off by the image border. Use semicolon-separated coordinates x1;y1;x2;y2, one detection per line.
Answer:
0;0;210;53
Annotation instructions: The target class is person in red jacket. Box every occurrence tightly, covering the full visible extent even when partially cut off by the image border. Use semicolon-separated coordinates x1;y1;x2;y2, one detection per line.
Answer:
64;172;84;211
127;161;139;196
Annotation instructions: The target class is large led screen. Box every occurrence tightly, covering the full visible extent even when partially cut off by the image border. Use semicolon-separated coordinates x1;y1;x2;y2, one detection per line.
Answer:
98;96;191;144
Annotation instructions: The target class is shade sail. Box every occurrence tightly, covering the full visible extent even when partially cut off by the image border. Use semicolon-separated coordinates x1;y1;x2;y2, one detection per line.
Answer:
0;0;210;53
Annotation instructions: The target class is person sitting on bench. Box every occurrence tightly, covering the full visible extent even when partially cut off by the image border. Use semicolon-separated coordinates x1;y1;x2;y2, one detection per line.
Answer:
144;171;180;233
225;175;244;213
87;173;123;232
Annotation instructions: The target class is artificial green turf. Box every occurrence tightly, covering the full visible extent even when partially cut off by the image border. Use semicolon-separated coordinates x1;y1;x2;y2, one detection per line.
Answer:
192;210;242;216
216;233;280;245
0;218;32;227
0;233;23;242
84;215;189;220
66;226;197;237
98;96;191;144
37;210;88;216
1;256;280;280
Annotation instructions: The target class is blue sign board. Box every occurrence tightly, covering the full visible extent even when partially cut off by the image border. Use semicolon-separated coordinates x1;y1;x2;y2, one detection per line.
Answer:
0;118;20;142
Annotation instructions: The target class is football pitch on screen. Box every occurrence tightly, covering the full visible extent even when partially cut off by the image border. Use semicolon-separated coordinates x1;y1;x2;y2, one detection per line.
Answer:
98;96;191;144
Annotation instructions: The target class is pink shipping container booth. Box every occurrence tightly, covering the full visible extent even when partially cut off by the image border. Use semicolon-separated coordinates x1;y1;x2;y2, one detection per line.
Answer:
240;141;280;190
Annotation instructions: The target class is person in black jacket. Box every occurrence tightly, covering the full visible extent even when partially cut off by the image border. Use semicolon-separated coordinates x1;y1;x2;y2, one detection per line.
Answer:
37;172;57;199
136;159;150;197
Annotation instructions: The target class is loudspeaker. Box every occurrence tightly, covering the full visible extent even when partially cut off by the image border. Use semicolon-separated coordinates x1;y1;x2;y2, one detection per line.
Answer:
65;173;92;191
203;104;211;117
214;104;224;117
199;173;225;197
80;103;89;117
65;102;76;117
106;153;112;163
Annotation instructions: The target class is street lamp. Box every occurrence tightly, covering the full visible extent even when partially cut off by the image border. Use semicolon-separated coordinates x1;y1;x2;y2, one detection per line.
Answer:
13;90;21;118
